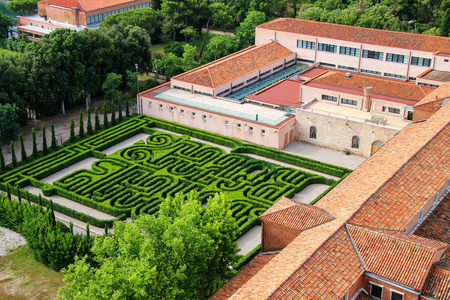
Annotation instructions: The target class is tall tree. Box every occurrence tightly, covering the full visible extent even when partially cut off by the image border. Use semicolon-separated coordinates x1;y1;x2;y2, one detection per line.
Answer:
10;141;16;168
102;73;122;102
51;121;57;150
79;111;84;139
42;124;48;155
31;127;37;158
69;118;75;143
87;107;93;135
0;104;19;146
0;147;5;171
59;192;239;300
199;3;232;58
6;0;37;15
94;107;100;131
235;11;266;47
19;133;26;162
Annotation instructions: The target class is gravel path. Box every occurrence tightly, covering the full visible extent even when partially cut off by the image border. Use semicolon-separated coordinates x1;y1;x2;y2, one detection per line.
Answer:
0;227;26;256
102;133;150;155
237;226;261;255
291;184;330;203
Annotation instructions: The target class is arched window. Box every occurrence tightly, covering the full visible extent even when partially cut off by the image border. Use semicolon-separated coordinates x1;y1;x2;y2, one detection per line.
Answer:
310;126;317;139
352;136;360;149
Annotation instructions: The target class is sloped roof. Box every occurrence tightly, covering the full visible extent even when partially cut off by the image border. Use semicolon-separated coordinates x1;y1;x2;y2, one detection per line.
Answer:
347;224;448;290
174;42;293;88
257;18;450;53
39;0;139;12
414;82;450;113
421;266;450;299
260;198;334;231
305;71;435;103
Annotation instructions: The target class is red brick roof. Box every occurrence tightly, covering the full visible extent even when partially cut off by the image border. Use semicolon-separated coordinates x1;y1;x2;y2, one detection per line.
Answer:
269;226;364;299
414;82;450;113
174;42;293;88
421;266;450;299
306;70;435;103
39;0;140;12
257;18;450;53
348;224;448;289
209;254;277;300
260;198;334;231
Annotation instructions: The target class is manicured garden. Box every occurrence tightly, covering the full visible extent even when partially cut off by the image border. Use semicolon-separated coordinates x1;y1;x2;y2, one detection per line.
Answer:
0;115;351;235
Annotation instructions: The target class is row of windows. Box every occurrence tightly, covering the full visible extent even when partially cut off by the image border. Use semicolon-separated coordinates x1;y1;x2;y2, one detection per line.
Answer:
122;5;134;12
246;76;258;84
418;82;439;87
339;46;360;56
105;9;119;18
173;86;191;92
362;50;383;60
87;13;103;25
232;82;244;89
310;127;360;149
386;53;409;64
217;89;230;96
136;2;150;8
411;56;431;67
322;94;337;102
382;106;400;114
370;282;404;300
361;69;381;75
341;98;357;106
384;72;406;79
338;65;357;71
297;39;316;49
318;43;337;53
194;90;212;97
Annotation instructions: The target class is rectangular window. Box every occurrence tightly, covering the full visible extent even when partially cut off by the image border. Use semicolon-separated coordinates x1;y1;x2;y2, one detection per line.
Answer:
318;43;337;53
390;291;404;300
232;82;244;89
388;107;400;114
121;5;135;12
237;123;241;129
273;64;283;71
260;70;271;77
384;73;406;79
370;283;383;299
249;126;253;132
105;10;119;18
411;56;431;67
322;94;337;102
362;50;383;60
386;53;409;63
194;91;213;96
418;82;439;87
202;114;207;119
136;2;150;8
246;76;258;84
261;129;266;135
341;98;357;106
338;65;357;71
320;62;336;67
285;59;295;65
224;120;229;126
361;69;381;75
339;46;360;56
191;112;196;117
217;89;230;96
174;86;191;92
297;39;316;49
180;109;184;114
298;59;315;64
87;13;103;25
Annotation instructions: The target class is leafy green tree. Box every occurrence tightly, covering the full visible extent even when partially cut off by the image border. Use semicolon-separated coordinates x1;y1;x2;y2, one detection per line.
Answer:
126;70;139;95
110;100;116;126
32;127;37;158
0;14;14;38
103;102;109;129
163;41;184;57
118;99;123;122
207;35;241;60
6;0;37;15
94;107;100;131
10;141;16;168
181;44;199;71
51;121;57;150
69;118;75;143
102;73;122;102
199;3;233;58
87;107;93;135
42;124;48;155
78;111;84;139
0;104;19;146
19;133;26;162
100;7;162;43
0;147;5;171
235;11;266;47
59;192;239;300
355;4;406;31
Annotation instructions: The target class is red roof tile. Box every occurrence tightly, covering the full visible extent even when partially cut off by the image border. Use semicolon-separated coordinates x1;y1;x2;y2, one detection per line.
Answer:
174;42;293;88
414;82;450;112
422;266;450;299
306;71;435;103
209;254;277;300
260;199;334;231
257;18;450;53
39;0;140;12
348;224;448;289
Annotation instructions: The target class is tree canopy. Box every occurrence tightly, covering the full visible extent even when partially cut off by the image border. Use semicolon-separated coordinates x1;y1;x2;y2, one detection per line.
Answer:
0;104;19;145
59;191;239;300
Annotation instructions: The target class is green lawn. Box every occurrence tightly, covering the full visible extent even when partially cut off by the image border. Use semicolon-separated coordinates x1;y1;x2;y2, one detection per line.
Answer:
0;246;64;300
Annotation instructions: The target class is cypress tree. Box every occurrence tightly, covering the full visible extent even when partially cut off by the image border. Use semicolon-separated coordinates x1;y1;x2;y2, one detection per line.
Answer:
42;124;48;155
51;121;57;150
87;107;93;135
32;128;37;158
118;99;123;122
79;110;84;139
70;221;73;234
16;186;21;203
69;118;75;143
10;141;17;168
38;193;42;207
110;100;116;125
125;93;130;117
103;102;109;128
19;133;26;162
86;222;90;238
49;200;56;227
26;191;31;205
0;147;5;171
94;107;100;131
6;185;10;200
104;224;108;235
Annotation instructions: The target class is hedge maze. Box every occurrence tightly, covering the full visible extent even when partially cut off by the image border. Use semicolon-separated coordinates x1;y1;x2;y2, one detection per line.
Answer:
0;115;351;235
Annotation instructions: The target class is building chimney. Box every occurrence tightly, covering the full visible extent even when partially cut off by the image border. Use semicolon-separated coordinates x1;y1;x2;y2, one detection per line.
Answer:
363;86;372;112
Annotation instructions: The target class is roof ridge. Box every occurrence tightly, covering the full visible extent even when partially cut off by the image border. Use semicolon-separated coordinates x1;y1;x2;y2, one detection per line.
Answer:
259;201;298;220
77;0;85;11
348;223;448;251
207;67;215;87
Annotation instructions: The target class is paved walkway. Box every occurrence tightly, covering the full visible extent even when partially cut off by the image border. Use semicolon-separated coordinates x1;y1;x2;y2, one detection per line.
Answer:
102;133;150;155
290;184;330;203
237;226;261;255
283;141;366;170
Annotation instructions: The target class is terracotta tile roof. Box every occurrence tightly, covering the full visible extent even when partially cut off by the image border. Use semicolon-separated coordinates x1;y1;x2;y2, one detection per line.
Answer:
260;199;335;231
269;226;364;299
39;0;139;12
348;224;448;289
306;71;435;103
421;266;450;299
209;253;277;300
414;82;450;112
415;193;450;268
257;18;450;53
260;196;298;218
174;42;293;88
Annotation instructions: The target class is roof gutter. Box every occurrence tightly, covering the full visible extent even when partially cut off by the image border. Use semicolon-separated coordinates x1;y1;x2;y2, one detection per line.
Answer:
365;272;421;295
